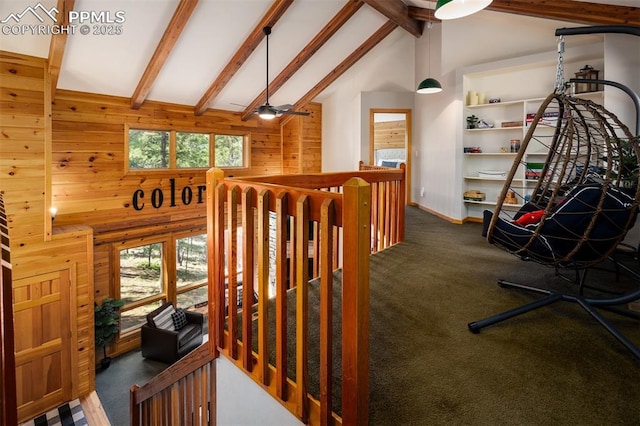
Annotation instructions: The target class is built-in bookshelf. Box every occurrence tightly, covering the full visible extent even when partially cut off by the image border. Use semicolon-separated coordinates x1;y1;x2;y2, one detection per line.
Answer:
459;43;605;221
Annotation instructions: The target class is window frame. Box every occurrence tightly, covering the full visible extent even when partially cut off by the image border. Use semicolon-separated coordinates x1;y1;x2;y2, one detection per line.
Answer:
115;235;169;336
124;124;250;174
174;230;208;303
113;229;209;338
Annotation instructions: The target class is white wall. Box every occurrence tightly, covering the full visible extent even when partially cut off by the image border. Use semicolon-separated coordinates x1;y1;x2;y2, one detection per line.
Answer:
320;27;415;172
320;10;639;220
216;356;302;426
604;33;640;135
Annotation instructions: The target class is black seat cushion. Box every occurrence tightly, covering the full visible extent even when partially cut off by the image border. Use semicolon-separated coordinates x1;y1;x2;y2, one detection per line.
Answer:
486;183;637;266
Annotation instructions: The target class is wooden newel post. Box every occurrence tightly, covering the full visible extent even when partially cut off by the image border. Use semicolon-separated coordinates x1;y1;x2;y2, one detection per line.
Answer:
342;177;371;426
206;168;224;358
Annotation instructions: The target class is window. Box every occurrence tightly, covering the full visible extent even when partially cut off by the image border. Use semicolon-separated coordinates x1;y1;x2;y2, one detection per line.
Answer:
177;132;210;168
215;134;245;167
116;232;208;337
127;126;248;171
176;234;208;308
129;130;170;169
118;242;165;333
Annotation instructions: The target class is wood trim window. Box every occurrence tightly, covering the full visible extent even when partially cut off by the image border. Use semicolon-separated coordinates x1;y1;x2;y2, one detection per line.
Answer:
115;231;208;336
125;124;249;173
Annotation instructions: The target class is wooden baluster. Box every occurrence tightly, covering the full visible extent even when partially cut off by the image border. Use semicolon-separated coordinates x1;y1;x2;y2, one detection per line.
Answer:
206;167;225;353
227;185;240;359
384;181;391;248
275;193;289;400
242;187;255;371
257;189;271;385
398;163;406;242
288;215;296;289
371;182;379;253
312;221;320;278
319;199;335;425
342;177;370;426
389;180;398;245
295;195;310;422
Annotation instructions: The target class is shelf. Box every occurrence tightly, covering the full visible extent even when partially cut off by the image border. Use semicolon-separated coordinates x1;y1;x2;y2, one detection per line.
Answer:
465;99;525;108
466;126;523;132
464;176;506;181
465;176;524;182
463;200;523;209
464;152;516;156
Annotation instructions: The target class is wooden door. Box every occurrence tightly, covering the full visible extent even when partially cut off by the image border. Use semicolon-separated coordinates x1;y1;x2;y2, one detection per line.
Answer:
13;269;72;421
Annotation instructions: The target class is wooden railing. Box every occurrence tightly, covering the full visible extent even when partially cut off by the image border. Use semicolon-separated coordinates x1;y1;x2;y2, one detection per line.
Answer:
358;161;406;252
206;165;406;425
129;344;216;426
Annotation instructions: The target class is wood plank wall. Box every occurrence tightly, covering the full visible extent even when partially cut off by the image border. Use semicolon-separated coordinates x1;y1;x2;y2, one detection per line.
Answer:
51;93;322;355
1;48;322;420
282;103;322;174
373;120;405;149
0;51;94;423
51;90;284;231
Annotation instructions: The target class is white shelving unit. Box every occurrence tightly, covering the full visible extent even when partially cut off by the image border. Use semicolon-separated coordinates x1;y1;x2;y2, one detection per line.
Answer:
457;42;606;221
462;91;604;220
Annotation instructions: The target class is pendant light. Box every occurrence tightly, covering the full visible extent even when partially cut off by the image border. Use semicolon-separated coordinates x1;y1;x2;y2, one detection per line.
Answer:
416;19;442;94
435;0;493;20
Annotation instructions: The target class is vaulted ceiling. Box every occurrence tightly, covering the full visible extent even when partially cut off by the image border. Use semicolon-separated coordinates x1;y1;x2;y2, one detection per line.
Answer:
1;0;638;120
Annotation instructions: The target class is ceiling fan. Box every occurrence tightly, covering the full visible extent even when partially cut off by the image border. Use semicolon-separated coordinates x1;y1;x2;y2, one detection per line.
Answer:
255;26;309;120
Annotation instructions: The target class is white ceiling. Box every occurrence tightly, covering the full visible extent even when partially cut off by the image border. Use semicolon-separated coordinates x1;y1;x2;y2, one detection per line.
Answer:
0;0;636;113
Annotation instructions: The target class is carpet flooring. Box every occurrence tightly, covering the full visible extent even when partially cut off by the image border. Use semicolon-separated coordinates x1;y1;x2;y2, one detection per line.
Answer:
100;206;640;425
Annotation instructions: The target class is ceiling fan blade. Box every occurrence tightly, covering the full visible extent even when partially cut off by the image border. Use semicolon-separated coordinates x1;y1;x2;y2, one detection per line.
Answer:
279;110;310;116
273;104;294;111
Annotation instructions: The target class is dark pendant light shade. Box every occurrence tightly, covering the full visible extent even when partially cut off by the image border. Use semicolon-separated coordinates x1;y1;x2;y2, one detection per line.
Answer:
416;78;443;94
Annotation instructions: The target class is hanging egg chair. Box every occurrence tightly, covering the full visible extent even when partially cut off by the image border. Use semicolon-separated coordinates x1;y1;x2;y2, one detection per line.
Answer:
469;25;640;360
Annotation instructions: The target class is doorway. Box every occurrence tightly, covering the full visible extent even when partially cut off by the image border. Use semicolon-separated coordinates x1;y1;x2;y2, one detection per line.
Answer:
369;108;412;204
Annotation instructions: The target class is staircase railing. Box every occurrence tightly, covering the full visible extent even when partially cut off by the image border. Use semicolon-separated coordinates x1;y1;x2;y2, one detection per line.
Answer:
206;165;405;425
129;343;216;426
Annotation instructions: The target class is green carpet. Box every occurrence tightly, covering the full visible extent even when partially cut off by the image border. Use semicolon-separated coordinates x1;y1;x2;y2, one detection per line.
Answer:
242;206;640;425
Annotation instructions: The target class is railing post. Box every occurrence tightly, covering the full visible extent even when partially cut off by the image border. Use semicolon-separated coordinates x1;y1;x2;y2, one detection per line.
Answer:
398;163;406;242
130;384;140;426
342;177;370;426
206;167;224;358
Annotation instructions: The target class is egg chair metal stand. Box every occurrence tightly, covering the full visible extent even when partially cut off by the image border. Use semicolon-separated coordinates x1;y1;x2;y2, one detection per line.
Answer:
468;25;640;359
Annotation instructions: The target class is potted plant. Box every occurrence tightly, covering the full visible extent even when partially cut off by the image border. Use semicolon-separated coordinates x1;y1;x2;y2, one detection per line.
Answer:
94;297;125;370
466;115;479;129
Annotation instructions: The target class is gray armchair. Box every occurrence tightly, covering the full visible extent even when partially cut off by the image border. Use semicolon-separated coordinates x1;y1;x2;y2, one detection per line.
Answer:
141;302;203;364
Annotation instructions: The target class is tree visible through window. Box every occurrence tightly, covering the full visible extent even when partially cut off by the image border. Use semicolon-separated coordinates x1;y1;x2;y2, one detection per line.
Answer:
176;234;208;308
215;134;244;167
129;130;170;169
177;132;210;168
119;242;164;332
128;128;247;170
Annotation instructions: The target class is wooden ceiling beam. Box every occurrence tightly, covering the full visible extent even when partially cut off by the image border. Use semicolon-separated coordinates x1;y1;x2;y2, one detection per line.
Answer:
241;0;365;121
284;20;398;125
194;0;294;116
407;6;440;24
487;0;639;26
130;0;199;109
48;0;75;100
408;1;639;26
362;0;423;37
